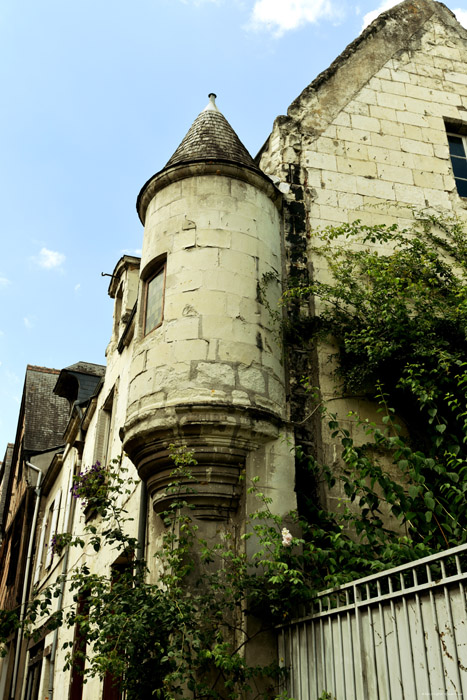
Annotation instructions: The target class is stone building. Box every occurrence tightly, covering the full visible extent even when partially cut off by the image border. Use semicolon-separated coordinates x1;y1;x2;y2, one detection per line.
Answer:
1;0;467;698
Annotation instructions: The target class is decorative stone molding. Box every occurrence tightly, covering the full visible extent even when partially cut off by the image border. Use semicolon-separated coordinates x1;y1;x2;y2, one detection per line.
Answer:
123;403;281;520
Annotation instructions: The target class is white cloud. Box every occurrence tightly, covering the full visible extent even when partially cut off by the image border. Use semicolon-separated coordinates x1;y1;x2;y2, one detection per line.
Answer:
74;283;81;292
248;0;340;36
0;276;10;288
36;247;66;269
24;317;34;329
120;248;142;256
453;8;467;28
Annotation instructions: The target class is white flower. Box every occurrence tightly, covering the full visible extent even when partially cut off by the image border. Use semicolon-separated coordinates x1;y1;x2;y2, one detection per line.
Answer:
281;527;293;547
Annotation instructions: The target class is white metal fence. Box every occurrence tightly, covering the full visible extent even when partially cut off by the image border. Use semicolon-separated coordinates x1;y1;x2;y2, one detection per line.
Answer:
278;543;467;699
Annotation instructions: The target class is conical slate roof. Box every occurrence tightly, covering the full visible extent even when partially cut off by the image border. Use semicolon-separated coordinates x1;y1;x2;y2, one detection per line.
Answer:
164;94;259;171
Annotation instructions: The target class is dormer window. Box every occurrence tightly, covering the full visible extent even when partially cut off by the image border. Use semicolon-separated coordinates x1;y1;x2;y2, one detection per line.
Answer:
144;264;166;335
446;123;467;197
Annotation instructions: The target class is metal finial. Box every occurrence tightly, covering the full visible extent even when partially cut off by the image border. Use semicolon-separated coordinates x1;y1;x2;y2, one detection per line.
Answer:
203;93;220;112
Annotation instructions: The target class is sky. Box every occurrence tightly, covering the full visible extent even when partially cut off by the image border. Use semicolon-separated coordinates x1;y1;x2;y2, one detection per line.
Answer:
1;0;467;452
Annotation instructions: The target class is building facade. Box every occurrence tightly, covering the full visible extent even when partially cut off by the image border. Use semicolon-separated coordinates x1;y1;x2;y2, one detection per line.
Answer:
1;1;467;698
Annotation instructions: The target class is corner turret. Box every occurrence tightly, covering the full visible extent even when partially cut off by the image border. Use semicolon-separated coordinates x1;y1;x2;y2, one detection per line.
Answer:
123;95;291;521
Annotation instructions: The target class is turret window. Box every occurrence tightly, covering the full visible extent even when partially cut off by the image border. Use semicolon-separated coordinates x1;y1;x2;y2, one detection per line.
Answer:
144;264;166;335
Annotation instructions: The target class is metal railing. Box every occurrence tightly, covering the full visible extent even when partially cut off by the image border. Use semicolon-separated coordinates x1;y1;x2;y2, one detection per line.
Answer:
278;543;467;699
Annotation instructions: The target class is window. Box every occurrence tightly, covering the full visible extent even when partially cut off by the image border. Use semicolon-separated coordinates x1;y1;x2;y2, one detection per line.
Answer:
93;388;115;468
144;265;165;335
446;125;467;197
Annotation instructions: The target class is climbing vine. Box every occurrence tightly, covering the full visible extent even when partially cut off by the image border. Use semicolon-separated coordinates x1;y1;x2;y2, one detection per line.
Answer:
283;212;467;568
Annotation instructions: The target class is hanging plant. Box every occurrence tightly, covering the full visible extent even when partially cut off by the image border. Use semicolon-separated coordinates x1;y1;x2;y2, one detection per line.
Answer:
71;462;109;512
50;532;71;557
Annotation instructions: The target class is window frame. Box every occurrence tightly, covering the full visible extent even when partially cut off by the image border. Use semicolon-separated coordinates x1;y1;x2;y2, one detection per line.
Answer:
446;122;467;198
143;263;166;336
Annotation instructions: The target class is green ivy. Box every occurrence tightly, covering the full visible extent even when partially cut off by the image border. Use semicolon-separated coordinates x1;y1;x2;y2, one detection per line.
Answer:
283;213;467;572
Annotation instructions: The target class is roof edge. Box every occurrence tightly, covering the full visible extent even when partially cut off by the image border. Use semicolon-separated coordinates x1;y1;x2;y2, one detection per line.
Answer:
137;160;281;224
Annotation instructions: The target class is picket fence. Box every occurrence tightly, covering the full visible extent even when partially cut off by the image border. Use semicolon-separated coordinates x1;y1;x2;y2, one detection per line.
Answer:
278;543;467;699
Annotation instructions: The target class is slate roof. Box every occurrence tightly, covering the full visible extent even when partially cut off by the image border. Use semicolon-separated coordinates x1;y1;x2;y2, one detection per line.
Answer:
164;94;260;172
63;362;106;376
54;362;106;405
0;444;14;534
23;366;70;453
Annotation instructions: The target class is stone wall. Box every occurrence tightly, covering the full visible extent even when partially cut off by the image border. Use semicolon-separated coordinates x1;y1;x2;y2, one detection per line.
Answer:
259;0;467;514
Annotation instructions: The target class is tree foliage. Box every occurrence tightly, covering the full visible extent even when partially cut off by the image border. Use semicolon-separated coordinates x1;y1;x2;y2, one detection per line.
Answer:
284;212;467;569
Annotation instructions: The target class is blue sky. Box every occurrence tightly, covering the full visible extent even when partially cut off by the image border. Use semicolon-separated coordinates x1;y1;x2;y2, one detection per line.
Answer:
1;0;466;452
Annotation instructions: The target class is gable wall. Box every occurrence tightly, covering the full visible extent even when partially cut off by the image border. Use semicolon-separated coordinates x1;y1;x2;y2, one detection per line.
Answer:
259;6;467;514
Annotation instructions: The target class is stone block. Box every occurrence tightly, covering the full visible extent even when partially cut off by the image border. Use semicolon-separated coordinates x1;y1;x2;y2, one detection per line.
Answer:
355;177;395;200
446;70;467;86
317;188;338;206
346;101;369;117
217;340;261;365
201;315;236;343
377;163;414;185
168;268;203;293
413;170;445;190
232;390;251;405
413;153;449;174
305;151;337;171
322;171;357;194
402;124;423;141
318;204;348;223
195;361;235;388
375;67;392;80
377;89;406;110
369;105;397;122
357;87;377;105
337;192;364;210
422;188;452;209
173;229;196;252
206;269;256;296
333;111;351;126
165;317;200;342
350;114;381;133
238;366;266;394
336;126;371;145
196;228;231;249
146;342;179;368
393;183;426;206
314;136;345;156
220;249;257;278
172;339;209;363
343;142;368;160
370;133;401;151
336;156;377;178
267;376;286;408
396;110;429;127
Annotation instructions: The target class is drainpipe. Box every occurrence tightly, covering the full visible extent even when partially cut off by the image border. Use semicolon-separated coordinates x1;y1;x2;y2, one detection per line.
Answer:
48;406;83;700
136;481;148;568
10;462;44;700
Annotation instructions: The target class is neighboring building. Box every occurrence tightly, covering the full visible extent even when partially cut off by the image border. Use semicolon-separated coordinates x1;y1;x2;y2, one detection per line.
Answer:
0;367;70;700
1;1;467;698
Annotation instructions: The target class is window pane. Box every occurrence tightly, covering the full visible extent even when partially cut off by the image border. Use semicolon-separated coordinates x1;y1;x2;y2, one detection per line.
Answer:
448;134;466;158
455;177;467;198
145;269;164;333
451;155;467;179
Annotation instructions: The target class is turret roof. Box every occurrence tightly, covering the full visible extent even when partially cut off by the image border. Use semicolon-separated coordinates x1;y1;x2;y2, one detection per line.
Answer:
164;94;260;172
